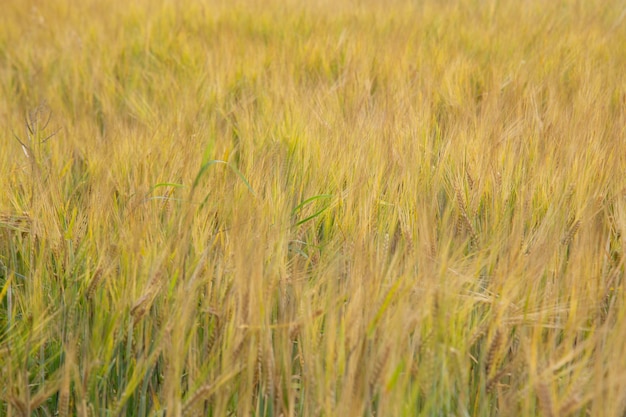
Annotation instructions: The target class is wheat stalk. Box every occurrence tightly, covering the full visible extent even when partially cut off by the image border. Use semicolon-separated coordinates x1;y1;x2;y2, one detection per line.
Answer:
535;380;555;417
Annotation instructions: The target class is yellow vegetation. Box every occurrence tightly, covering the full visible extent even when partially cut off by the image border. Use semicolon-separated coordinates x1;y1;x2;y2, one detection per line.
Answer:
1;0;625;415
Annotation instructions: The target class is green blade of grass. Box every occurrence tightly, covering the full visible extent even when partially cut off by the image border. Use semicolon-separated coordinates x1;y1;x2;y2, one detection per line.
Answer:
291;194;333;214
292;194;333;226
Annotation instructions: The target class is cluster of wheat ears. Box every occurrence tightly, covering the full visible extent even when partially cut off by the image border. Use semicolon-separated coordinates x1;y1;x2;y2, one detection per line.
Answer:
0;0;625;416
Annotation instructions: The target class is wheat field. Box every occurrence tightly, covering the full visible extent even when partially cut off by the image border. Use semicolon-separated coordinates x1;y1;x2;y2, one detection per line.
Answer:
1;0;625;416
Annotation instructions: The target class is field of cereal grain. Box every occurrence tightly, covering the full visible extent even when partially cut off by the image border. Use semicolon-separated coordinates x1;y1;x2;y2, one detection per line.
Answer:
1;1;626;415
